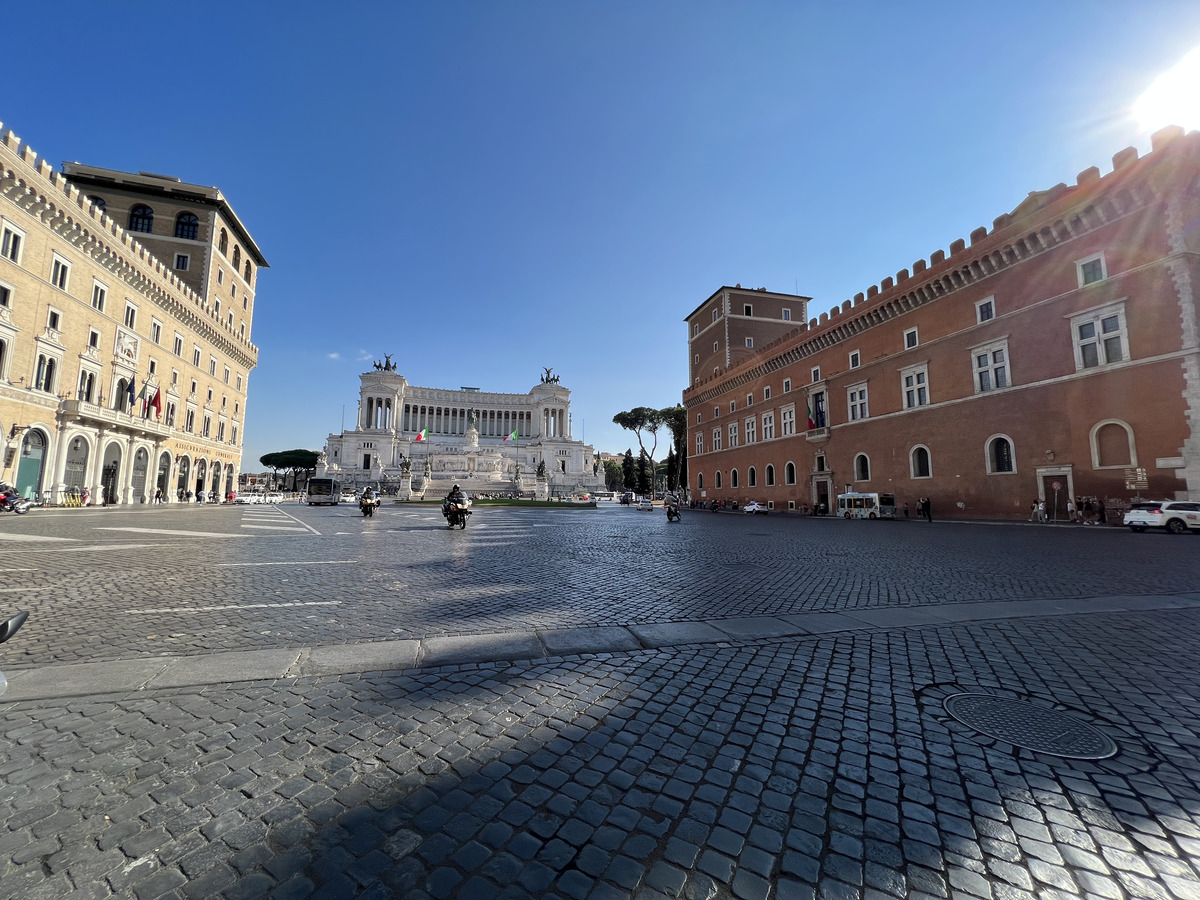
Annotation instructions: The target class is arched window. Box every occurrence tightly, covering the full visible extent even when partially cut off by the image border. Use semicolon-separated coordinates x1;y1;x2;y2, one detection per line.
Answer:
911;446;932;478
766;465;775;486
244;260;252;282
785;462;796;485
987;436;1014;474
748;467;756;487
1092;420;1135;468
175;212;199;240
88;196;106;212
731;469;739;489
218;228;228;255
855;453;870;481
715;471;722;489
232;246;241;269
697;473;704;490
128;205;154;233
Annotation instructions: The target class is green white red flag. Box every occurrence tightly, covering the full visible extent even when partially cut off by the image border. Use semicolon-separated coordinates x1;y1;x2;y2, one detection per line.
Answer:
414;428;428;441
503;430;517;442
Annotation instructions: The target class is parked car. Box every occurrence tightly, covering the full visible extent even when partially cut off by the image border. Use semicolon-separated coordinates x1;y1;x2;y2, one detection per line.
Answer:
636;499;654;511
743;501;769;514
1123;500;1200;534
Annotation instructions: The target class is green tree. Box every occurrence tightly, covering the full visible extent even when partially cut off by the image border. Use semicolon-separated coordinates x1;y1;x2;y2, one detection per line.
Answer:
613;407;664;495
603;459;624;491
260;449;320;491
637;450;652;496
660;405;687;496
621;449;634;491
664;447;676;491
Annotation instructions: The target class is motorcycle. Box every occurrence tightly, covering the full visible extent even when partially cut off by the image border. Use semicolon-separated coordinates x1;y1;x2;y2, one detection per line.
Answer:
360;495;378;517
442;497;472;529
665;496;681;522
0;610;28;698
0;485;31;515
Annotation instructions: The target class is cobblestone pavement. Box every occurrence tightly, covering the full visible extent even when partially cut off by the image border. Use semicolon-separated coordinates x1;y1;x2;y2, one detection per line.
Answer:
2;503;1200;898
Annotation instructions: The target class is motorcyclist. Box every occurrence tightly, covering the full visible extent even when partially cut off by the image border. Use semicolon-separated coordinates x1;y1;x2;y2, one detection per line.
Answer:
445;484;466;507
361;486;376;505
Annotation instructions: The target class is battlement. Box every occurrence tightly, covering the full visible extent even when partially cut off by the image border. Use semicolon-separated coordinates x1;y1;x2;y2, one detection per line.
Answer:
683;125;1196;401
0;121;258;365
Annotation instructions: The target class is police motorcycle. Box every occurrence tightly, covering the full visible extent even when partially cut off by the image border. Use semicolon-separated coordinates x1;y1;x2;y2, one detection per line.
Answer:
0;483;31;515
359;489;379;517
442;485;472;529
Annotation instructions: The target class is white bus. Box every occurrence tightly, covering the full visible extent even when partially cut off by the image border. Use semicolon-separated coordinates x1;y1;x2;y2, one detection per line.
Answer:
836;491;896;519
307;478;341;506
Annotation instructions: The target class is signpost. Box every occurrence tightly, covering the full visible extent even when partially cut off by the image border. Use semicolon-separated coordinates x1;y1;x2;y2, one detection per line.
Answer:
1052;480;1062;523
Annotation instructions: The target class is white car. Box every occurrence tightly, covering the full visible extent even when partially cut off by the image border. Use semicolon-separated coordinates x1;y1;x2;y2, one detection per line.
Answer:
743;502;769;514
636;499;654;511
263;492;283;503
1123;500;1200;534
234;493;262;504
340;492;358;504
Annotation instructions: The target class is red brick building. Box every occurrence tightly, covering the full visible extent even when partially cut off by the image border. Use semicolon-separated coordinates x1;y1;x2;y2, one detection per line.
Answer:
683;126;1200;520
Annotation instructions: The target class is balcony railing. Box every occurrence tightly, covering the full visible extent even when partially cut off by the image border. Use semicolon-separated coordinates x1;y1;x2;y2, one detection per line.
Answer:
60;399;172;437
805;426;830;442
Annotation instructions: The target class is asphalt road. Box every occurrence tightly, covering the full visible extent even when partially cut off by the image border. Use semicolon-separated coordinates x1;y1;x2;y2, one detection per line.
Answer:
1;501;1199;899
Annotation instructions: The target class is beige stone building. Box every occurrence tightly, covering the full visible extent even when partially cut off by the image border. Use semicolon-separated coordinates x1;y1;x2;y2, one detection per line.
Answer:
0;121;266;504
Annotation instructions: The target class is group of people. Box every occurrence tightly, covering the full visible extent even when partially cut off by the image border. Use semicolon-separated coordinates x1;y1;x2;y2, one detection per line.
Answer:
1030;497;1107;524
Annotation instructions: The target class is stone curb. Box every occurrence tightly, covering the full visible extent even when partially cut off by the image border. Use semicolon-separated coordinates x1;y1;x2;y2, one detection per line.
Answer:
4;592;1198;702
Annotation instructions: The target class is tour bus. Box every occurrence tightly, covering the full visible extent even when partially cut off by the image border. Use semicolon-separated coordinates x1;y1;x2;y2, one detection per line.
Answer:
307;477;342;506
836;491;896;519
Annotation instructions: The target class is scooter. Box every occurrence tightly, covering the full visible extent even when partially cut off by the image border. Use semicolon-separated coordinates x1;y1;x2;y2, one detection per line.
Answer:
0;485;31;515
665;500;681;522
0;610;28;698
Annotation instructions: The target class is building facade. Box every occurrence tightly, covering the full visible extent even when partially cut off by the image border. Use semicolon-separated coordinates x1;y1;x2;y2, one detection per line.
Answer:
318;364;603;497
0;122;265;503
684;126;1200;520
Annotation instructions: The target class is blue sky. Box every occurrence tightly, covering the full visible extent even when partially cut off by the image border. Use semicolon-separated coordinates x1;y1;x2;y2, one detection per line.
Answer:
4;1;1200;463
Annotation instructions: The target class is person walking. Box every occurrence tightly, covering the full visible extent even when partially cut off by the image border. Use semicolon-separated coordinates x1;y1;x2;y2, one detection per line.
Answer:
1037;500;1048;523
903;502;910;518
1066;498;1076;523
922;497;933;522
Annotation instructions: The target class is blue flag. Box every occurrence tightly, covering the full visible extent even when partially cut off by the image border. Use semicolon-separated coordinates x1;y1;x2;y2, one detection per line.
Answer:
126;376;136;408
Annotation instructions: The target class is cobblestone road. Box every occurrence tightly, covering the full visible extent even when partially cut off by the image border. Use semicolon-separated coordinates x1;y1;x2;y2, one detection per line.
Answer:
2;502;1200;899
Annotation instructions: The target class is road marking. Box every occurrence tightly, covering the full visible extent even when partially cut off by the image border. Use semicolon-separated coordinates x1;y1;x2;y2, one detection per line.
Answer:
0;543;158;554
244;506;320;535
215;560;357;567
0;533;78;542
95;527;246;538
130;600;341;614
0;586;56;592
240;525;312;532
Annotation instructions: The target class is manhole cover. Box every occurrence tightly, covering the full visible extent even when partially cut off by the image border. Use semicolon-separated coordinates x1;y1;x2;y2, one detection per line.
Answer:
943;693;1118;759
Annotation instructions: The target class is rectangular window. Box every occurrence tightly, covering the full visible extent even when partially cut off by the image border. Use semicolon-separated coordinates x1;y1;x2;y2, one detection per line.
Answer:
728;423;738;448
713;406;720;419
713;341;719;352
173;334;184;356
218;422;226;442
190;379;197;395
209;356;217;376
849;351;860;369
745;418;756;444
712;428;722;451
214;299;221;317
171;369;179;386
712;309;718;323
746;394;753;407
811;391;827;428
88;329;100;349
811;367;820;383
1;222;24;263
730;401;736;413
174;254;190;271
904;328;918;349
745;337;753;348
848;384;868;421
974;341;1010;392
693;323;699;336
124;304;137;329
148;359;157;376
782;308;791;321
50;255;70;291
217;268;224;285
165;403;176;426
202;416;211;438
150;321;161;344
762;413;774;441
0;283;10;307
185;409;195;433
47;309;61;331
901;364;929;408
223;366;230;384
236;374;242;390
696;433;704;454
976;296;995;323
91;280;107;311
1077;253;1106;287
781;407;795;436
783;378;791;393
1072;302;1127;369
744;305;752;316
193;346;201;366
763;386;771;401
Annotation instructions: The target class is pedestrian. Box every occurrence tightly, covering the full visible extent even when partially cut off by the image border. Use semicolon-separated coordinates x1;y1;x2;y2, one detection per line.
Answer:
1097;500;1107;525
1037;500;1047;523
1083;498;1095;524
1066;498;1076;523
903;502;909;518
1029;502;1039;522
920;497;932;522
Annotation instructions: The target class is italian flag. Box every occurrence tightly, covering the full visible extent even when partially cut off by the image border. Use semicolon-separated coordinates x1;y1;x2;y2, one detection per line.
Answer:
806;399;816;430
503;430;517;442
414;428;428;442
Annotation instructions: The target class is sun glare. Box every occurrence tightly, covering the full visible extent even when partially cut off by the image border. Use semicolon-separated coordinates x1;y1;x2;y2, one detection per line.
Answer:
1134;45;1200;133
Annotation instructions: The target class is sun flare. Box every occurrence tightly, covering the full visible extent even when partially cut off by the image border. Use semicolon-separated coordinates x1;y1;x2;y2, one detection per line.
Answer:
1134;45;1200;133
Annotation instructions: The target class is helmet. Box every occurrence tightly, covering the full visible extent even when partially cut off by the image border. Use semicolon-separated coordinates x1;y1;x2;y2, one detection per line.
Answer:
452;484;460;491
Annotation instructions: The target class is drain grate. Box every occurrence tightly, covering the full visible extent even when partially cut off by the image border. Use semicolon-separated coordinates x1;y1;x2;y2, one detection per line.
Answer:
943;693;1118;759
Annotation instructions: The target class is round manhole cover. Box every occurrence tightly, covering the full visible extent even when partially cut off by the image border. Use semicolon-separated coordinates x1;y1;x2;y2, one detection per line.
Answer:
943;693;1118;759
